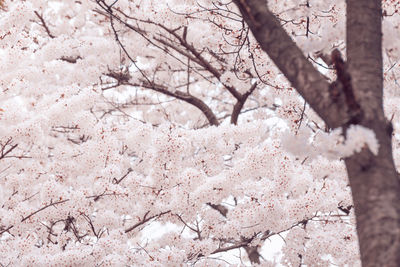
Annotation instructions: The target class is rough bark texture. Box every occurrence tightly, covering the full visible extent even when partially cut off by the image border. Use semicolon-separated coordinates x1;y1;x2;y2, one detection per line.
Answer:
234;0;350;129
235;0;400;266
346;0;400;266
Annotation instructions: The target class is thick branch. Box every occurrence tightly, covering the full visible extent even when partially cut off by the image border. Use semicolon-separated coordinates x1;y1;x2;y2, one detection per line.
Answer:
96;5;220;127
231;82;257;125
174;91;220;126
233;0;349;128
127;81;219;126
207;203;228;217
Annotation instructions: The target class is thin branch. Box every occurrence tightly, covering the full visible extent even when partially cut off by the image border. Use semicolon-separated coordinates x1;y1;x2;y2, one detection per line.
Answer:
21;199;69;222
34;11;55;38
112;168;133;184
0;141;18;160
125;210;171;233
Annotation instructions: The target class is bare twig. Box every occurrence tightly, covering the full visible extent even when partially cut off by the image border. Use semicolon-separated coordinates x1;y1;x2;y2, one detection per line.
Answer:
21;199;69;222
34;11;55;38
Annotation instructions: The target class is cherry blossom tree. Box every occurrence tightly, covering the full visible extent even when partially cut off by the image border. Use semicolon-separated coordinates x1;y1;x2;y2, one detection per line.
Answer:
0;0;399;266
234;1;400;266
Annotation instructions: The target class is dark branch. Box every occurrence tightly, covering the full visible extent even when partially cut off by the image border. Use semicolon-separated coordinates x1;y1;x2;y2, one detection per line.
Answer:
233;0;349;128
231;82;257;124
125;210;171;233
34;11;55;38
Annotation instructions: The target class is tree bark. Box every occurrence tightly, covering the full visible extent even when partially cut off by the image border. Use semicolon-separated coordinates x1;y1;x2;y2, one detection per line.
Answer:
345;0;400;266
234;0;400;266
233;0;350;129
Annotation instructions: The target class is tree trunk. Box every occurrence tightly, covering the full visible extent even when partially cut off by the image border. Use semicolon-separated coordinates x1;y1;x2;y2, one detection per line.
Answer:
345;0;400;266
234;0;400;266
